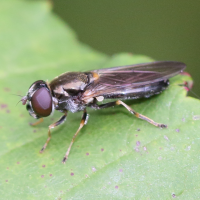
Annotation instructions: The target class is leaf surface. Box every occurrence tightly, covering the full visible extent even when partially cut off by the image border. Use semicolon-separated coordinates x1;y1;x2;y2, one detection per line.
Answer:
0;1;200;199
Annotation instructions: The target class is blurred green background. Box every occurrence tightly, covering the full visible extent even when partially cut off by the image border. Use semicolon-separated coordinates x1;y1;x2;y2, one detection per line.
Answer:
52;0;200;97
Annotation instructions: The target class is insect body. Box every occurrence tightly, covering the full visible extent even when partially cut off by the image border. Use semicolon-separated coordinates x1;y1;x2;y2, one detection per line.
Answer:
22;61;186;163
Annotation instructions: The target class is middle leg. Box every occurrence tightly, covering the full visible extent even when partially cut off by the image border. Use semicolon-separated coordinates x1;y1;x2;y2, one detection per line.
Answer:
62;109;88;163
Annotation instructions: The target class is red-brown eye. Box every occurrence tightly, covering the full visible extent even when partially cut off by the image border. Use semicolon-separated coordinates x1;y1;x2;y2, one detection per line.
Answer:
31;87;52;117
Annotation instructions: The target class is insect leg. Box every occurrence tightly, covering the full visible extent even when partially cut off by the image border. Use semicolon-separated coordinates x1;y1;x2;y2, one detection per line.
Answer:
30;118;44;126
40;111;68;153
62;109;88;163
115;100;167;128
90;100;167;128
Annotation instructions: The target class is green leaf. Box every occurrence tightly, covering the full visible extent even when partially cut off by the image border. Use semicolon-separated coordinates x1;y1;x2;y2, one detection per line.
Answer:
0;1;200;199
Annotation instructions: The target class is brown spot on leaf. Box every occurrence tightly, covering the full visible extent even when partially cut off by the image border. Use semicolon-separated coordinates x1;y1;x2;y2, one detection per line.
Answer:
136;141;141;146
4;87;10;92
1;104;7;109
172;193;176;198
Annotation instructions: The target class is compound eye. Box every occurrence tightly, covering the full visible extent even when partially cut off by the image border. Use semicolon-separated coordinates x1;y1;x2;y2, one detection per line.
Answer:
31;87;52;117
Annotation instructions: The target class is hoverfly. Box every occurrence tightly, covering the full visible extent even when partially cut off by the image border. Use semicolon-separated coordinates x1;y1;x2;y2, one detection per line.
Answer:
21;61;186;163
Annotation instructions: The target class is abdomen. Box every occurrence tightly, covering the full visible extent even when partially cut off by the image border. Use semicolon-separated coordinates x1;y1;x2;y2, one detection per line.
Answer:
103;80;169;100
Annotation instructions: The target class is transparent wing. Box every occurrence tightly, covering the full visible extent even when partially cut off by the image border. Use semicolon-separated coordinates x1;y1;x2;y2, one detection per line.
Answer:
82;61;186;100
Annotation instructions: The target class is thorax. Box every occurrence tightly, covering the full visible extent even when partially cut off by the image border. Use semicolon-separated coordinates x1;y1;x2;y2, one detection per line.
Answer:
49;72;89;113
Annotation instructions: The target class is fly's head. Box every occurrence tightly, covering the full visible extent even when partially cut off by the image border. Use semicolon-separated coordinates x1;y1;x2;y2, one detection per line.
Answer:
22;80;54;119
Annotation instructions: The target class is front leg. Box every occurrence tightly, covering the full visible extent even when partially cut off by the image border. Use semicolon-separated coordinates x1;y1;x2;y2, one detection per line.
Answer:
30;118;44;126
40;111;68;153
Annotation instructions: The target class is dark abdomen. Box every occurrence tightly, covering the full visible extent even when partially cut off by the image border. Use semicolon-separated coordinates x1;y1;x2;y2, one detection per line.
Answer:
103;80;169;100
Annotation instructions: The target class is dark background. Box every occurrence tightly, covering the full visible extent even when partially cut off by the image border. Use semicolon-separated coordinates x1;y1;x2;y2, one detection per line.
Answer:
52;0;200;97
